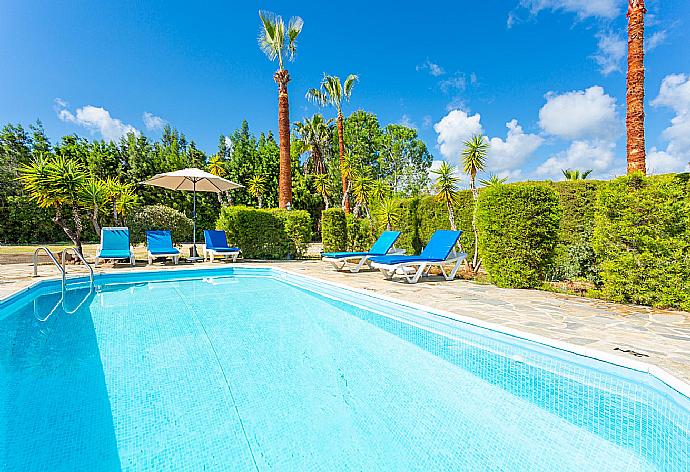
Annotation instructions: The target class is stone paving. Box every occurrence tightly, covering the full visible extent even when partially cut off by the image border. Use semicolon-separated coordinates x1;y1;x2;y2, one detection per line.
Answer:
2;258;690;384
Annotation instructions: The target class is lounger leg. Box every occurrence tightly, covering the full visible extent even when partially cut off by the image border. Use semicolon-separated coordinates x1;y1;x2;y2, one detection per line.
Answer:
329;260;346;271
148;255;152;265
379;268;394;280
350;257;368;273
174;255;179;265
232;253;239;262
94;258;99;267
210;252;215;263
407;263;427;284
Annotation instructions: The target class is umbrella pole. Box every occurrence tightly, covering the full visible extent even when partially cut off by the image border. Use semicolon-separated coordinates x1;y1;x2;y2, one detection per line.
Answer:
192;180;197;258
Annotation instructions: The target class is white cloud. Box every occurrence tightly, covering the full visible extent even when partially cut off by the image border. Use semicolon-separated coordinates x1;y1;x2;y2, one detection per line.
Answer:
142;112;167;131
487;119;544;172
539;85;621;140
647;148;690;174
433;109;483;160
647;30;668;52
55;99;139;142
416;59;445;77
439;74;467;93
399;114;417;129
535;140;620;180
648;74;690;173
592;32;626;75
514;0;620;21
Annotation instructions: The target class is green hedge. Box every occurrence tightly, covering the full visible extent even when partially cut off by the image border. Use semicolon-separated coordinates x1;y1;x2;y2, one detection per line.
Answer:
216;206;311;259
321;208;347;252
592;173;690;310
346;214;375;251
548;181;603;282
476;184;561;288
128;204;193;245
415;193;475;256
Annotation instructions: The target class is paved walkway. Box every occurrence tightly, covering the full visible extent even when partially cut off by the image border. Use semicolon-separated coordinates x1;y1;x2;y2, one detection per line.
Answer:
2;259;690;384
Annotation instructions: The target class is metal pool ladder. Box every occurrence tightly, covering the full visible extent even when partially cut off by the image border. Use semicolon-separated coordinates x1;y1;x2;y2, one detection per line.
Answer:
32;247;95;321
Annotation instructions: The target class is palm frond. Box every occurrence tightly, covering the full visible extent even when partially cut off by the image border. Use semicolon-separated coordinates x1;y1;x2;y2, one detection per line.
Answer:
305;88;328;106
286;16;304;61
343;74;358;100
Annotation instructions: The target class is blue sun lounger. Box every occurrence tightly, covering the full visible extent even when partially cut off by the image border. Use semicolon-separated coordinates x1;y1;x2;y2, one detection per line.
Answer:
95;227;135;266
203;230;241;263
146;230;180;265
370;230;466;283
321;230;403;273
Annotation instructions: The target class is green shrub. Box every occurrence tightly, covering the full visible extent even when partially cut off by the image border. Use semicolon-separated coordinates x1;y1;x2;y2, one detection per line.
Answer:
592;173;690;310
216;206;311;259
129;204;193;244
321;208;347;252
346;214;375;251
373;197;420;254
270;208;312;257
476;184;562;288
415;192;475;256
548;181;603;282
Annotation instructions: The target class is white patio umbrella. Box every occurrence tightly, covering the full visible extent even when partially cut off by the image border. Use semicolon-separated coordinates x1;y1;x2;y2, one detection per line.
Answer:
141;168;243;260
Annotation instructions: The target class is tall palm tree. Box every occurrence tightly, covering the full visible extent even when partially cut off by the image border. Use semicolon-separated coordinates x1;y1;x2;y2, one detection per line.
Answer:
431;162;461;231
18;155;87;254
462;134;489;272
626;0;646;174
248;175;267;208
306;73;358;213
561;169;593;180
258;10;304;208
293;114;333;174
313;173;331;210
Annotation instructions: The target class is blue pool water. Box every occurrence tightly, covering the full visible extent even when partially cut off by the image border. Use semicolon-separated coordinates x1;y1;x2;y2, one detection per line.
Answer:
0;268;688;471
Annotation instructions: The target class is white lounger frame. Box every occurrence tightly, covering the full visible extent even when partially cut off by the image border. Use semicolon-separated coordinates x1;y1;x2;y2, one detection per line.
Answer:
371;251;467;284
147;251;179;265
204;248;241;263
323;248;405;273
95;246;135;267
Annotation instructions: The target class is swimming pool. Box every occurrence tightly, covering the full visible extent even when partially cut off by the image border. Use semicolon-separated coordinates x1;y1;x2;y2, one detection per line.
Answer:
0;267;688;471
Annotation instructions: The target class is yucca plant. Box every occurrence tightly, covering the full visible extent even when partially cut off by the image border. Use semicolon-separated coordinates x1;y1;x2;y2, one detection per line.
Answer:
479;174;507;188
247;175;268;208
258;10;304;208
431;161;461;231
79;178;109;234
462;134;489;273
561;169;593;180
306;73;358;212
207;155;227;177
18;155;87;254
375;198;400;231
312;173;331;209
370;179;390;204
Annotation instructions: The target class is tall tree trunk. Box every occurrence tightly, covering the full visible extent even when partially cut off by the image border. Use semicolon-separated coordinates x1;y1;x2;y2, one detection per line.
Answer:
626;0;647;175
313;147;325;175
446;201;456;231
337;111;350;213
323;194;329;210
470;176;481;272
90;205;101;236
258;195;263;209
52;204;83;256
275;69;293;208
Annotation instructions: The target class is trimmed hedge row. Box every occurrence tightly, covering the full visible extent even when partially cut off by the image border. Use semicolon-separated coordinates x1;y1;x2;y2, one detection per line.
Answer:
477;184;561;288
592;173;690;310
216;206;311;259
321;208;347;252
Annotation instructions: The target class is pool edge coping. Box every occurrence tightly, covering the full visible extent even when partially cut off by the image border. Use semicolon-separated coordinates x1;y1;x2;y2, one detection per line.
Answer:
3;263;690;400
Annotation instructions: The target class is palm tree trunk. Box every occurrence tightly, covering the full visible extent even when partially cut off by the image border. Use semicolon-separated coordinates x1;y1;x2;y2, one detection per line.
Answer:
337;111;350;213
626;0;647;174
258;196;263;209
323;194;329;210
275;69;293;207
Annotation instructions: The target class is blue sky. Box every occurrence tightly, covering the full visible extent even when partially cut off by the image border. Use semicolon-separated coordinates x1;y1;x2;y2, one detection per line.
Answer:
1;0;689;182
